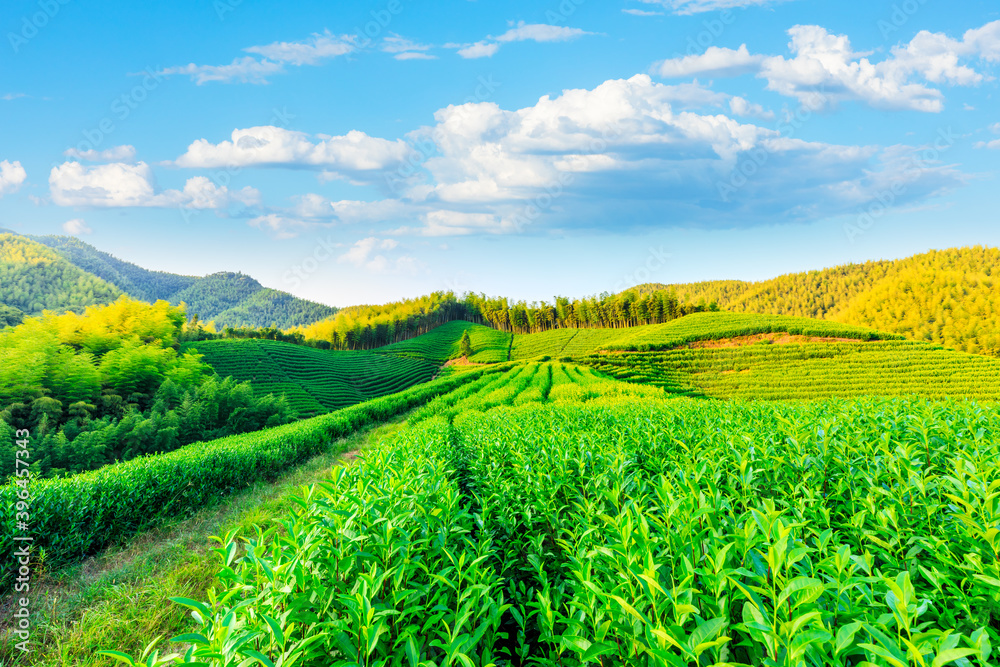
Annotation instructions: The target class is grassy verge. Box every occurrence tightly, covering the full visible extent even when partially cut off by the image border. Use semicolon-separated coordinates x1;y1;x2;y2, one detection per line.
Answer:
0;419;402;666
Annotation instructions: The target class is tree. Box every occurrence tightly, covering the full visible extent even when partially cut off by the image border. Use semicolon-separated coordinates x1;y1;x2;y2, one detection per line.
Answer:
459;330;473;358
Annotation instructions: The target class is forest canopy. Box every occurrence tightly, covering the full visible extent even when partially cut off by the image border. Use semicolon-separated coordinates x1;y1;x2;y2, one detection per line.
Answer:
0;297;292;478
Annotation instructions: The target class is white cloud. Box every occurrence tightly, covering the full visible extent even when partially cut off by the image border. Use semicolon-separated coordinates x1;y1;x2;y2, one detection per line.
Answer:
394;51;437;61
729;96;775;120
244;31;353;65
156;30;355;84
452;22;592;59
656;21;1000;112
2;93;28;101
623;8;664;16
156;57;285;85
49;162;260;209
173;126;412;180
990;123;1000;134
494;23;592;43
456;41;501;59
247;214;313;239
975;139;1000;150
64;145;137;162
655;45;764;78
422;211;514;236
356;74;963;235
62;218;92;235
0;160;27;197
636;0;792;15
382;34;437;60
337;236;421;273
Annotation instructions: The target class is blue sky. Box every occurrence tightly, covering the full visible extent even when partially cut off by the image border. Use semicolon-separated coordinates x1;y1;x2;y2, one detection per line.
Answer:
1;0;998;307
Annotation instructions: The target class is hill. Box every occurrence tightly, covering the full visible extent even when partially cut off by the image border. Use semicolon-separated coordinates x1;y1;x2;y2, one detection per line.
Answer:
631;245;1000;356
578;339;1000;400
373;313;900;364
29;234;197;302
0;233;123;319
1;232;338;328
372;320;512;363
184;338;439;417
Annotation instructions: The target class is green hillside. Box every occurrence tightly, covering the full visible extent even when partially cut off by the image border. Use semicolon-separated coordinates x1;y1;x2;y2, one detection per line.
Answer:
579;340;1000;400
2;232;338;328
372;320;512;363
634;245;1000;356
30;234;197;302
72;363;1000;665
185;338;439;417
0;233;123;318
373;313;899;364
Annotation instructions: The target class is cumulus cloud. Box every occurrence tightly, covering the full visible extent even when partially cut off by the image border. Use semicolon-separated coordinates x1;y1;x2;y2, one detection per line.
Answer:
64;145;137;162
728;96;775;120
172;126;412;182
331;74;963;235
0;160;27;197
62;219;92;235
155;30;355;84
450;22;592;59
49;162;260;209
655;21;1000;112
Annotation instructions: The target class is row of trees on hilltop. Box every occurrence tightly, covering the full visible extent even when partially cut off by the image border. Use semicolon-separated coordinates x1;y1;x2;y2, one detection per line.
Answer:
294;290;717;350
296;293;474;350
463;291;717;334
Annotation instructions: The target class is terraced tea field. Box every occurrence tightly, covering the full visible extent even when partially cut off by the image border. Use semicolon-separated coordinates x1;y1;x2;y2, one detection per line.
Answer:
383;313;902;364
116;366;998;666
373;320;512;363
579;339;1000;400
184;339;438;417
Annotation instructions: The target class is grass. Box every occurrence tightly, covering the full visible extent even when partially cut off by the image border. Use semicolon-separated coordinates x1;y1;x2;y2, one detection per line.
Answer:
184;338;437;417
0;421;395;666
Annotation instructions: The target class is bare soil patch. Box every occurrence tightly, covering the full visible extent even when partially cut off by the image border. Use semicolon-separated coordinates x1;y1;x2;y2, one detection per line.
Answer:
683;333;860;349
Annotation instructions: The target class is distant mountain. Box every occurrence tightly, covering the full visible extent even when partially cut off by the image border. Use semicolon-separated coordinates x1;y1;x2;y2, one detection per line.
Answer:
0;232;338;329
31;234;197;302
0;233;123;320
628;246;1000;356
